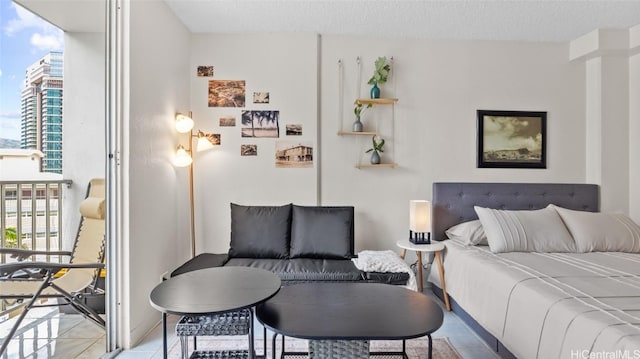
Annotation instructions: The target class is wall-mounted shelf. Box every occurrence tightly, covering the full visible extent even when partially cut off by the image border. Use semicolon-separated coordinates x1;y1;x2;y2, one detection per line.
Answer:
337;57;398;169
337;130;378;136
356;163;398;169
355;98;398;105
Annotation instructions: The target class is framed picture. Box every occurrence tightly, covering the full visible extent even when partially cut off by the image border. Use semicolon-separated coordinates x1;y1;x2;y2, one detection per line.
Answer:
477;110;546;169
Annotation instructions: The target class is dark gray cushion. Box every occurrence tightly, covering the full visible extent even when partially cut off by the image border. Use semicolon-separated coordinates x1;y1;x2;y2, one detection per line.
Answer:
364;271;410;285
224;258;363;282
170;253;229;277
229;203;292;259
290;205;354;259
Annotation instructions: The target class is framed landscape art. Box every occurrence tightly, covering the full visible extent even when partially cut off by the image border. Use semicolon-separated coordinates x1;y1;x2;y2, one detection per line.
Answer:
477;110;546;169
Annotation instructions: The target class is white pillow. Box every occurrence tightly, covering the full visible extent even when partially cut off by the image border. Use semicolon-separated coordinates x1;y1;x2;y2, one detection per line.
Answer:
552;205;640;253
445;220;488;246
474;205;576;253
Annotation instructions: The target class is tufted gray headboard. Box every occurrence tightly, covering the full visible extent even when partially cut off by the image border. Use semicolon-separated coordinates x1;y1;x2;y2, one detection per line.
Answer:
432;182;600;241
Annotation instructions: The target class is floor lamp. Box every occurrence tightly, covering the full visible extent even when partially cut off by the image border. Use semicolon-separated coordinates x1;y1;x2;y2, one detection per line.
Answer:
173;111;217;258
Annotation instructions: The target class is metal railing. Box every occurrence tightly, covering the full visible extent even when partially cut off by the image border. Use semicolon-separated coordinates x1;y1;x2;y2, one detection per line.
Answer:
0;179;72;316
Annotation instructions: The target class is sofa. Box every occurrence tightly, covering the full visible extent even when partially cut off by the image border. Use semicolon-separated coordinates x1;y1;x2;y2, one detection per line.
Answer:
171;203;409;285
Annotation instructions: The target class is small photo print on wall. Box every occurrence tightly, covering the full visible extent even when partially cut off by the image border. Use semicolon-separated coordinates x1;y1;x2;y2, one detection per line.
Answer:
219;115;236;127
275;141;313;168
241;110;279;138
197;66;214;77
286;124;302;136
207;133;221;145
241;144;257;156
208;80;246;107
253;92;270;104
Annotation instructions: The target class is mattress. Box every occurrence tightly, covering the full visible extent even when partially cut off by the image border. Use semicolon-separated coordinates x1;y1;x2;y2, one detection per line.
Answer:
429;239;640;359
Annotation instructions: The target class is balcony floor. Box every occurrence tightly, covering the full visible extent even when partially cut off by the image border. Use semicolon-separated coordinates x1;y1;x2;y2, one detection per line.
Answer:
0;302;105;358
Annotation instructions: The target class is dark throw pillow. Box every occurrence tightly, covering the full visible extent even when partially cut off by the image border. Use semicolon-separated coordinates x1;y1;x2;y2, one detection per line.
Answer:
290;205;354;259
229;203;292;259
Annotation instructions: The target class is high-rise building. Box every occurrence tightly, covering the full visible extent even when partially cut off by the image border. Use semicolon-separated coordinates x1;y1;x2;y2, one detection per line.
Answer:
20;51;63;174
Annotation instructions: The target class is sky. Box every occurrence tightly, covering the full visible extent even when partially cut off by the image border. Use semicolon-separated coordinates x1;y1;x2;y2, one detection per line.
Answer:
0;0;63;140
483;116;543;152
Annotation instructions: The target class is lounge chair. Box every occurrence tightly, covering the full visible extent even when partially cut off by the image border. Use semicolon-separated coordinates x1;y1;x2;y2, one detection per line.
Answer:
0;178;106;355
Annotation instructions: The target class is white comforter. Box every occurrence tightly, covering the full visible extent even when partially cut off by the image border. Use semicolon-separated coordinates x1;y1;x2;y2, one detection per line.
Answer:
429;239;640;359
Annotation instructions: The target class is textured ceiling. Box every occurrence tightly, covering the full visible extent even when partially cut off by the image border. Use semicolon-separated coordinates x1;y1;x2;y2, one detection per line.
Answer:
164;0;640;42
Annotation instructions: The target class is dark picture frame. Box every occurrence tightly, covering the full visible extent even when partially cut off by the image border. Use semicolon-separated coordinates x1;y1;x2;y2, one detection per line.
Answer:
477;110;547;169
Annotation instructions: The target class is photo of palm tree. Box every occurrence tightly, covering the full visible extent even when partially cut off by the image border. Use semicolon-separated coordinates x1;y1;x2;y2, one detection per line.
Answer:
208;80;246;107
241;110;280;138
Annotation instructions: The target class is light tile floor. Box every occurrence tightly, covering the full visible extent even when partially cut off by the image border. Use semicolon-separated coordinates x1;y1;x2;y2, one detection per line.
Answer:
0;304;106;359
0;294;499;358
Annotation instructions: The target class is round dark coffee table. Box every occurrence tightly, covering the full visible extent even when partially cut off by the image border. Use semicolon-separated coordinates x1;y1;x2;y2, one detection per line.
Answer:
150;266;281;359
256;282;443;359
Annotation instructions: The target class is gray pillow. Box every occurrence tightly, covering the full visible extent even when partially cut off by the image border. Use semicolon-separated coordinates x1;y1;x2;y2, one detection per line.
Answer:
290;205;354;259
445;220;488;246
474;205;576;253
229;203;292;259
552;205;640;253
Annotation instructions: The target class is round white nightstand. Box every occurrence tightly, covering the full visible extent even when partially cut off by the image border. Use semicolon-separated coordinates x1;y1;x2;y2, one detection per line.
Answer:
396;239;451;311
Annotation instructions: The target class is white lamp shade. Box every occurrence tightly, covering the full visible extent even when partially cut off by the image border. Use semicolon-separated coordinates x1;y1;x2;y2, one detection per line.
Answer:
196;131;215;152
173;145;193;167
175;114;194;133
409;200;431;233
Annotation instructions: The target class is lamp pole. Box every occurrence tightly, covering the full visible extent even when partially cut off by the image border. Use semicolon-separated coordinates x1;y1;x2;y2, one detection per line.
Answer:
187;109;196;258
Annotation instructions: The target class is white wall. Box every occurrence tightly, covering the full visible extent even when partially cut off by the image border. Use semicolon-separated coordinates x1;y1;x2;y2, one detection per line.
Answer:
629;25;640;222
189;33;319;254
320;36;586;250
572;29;631;213
187;34;586;253
62;32;106;248
125;0;191;348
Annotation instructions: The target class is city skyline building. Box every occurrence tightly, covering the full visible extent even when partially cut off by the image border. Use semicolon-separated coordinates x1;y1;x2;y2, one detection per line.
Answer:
20;51;64;174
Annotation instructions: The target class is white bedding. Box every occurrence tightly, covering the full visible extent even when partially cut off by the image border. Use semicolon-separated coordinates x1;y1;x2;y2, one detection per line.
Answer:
428;239;640;359
352;250;418;291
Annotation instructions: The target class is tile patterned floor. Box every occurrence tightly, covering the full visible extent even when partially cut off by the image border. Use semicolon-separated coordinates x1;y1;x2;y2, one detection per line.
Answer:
0;294;499;358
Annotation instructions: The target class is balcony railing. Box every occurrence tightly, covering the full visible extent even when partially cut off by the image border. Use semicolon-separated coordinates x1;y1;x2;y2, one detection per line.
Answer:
0;179;72;316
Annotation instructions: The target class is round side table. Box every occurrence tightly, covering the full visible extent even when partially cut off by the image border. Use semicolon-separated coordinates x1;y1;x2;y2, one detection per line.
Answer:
396;239;451;311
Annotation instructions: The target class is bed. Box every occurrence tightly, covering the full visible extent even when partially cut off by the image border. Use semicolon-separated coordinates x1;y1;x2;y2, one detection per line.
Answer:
428;182;640;359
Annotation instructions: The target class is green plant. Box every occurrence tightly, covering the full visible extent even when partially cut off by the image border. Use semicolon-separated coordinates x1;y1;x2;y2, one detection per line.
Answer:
365;135;385;153
367;56;391;85
2;227;27;249
353;102;372;117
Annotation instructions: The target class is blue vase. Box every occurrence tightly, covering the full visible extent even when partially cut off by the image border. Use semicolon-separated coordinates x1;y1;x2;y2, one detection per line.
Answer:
370;82;380;99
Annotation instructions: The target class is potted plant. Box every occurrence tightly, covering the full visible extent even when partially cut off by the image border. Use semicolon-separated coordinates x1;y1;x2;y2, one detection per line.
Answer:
352;102;372;132
367;56;391;99
365;135;385;164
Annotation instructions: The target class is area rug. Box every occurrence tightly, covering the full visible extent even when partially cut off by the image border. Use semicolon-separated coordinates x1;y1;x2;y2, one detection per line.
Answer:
169;336;462;359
